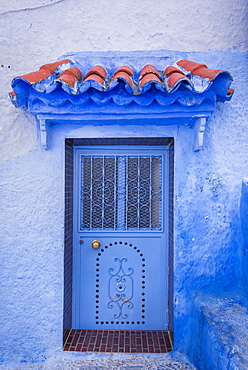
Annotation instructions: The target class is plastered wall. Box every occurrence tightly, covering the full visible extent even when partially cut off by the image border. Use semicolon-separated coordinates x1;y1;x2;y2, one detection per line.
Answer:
0;0;248;368
0;0;247;164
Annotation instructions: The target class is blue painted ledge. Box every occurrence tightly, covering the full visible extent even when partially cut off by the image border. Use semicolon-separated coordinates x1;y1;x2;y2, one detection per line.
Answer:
190;293;248;370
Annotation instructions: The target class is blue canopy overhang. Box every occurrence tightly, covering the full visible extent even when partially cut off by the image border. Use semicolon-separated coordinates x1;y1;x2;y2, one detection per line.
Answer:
9;51;234;150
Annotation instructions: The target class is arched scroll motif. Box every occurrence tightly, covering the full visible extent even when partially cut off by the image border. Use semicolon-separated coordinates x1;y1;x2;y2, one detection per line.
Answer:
108;257;134;319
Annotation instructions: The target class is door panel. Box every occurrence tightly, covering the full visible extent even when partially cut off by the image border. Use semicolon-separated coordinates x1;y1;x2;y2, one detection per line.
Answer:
73;146;168;330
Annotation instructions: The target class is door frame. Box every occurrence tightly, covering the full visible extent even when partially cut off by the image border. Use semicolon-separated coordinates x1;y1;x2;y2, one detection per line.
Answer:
63;137;174;343
72;142;171;330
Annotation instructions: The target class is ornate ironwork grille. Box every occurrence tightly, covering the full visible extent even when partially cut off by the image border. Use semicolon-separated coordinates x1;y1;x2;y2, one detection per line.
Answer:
80;155;163;231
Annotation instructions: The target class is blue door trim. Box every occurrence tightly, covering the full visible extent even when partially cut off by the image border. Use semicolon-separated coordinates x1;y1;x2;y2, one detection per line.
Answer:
72;143;170;330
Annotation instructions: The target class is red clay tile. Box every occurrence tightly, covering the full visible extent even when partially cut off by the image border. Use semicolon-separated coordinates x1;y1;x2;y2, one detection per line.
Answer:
165;333;172;349
84;65;107;80
163;66;184;76
139;73;161;88
193;67;222;80
113;65;134;77
167;72;190;88
64;344;70;351
76;343;82;351
57;67;82;87
84;74;105;85
140;64;160;79
63;329;173;353
147;337;153;345
110;71;134;88
177;60;207;73
125;345;131;352
100;345;106;352
10;58;234;105
90;336;96;344
40;59;71;72
72;334;79;346
20;59;72;85
177;59;222;80
20;69;52;84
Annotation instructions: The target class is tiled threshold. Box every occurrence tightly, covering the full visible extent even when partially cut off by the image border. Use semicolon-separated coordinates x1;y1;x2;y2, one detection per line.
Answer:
64;330;173;353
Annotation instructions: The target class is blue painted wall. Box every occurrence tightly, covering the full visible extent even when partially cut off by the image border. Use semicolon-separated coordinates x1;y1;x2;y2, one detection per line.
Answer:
0;49;248;368
240;180;248;297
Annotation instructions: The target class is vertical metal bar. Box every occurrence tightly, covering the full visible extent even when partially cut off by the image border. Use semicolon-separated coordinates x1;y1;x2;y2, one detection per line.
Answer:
160;154;163;230
117;156;125;230
114;155;116;230
126;155;128;230
138;156;140;229
90;156;92;230
80;155;83;229
102;156;104;230
149;155;152;229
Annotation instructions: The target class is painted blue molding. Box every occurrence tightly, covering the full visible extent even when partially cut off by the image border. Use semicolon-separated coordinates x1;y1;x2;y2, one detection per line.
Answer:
9;51;234;150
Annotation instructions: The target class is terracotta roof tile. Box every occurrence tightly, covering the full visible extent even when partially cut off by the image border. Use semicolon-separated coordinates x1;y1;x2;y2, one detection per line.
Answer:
84;65;107;80
39;59;72;72
84;73;105;86
57;67;82;87
177;60;222;80
166;72;191;88
9;57;234;107
110;71;134;88
163;66;184;77
20;69;52;84
140;64;160;79
139;73;161;89
112;65;134;77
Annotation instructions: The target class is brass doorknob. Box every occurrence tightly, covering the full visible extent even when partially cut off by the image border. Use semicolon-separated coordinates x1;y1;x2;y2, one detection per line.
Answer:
92;240;101;249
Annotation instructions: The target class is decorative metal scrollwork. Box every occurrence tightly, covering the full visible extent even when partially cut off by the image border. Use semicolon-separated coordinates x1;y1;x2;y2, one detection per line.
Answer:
108;258;134;319
80;154;162;231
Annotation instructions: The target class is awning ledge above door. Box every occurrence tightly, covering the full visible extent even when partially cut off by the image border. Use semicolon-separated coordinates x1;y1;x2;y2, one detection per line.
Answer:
9;52;234;151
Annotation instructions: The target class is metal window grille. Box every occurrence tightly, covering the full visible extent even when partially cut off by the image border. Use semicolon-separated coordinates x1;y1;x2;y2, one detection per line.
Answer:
80;155;162;231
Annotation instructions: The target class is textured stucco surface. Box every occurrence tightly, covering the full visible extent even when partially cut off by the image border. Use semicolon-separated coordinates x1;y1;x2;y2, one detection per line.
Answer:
0;0;247;163
240;180;248;298
0;1;248;369
1;49;248;368
191;294;248;369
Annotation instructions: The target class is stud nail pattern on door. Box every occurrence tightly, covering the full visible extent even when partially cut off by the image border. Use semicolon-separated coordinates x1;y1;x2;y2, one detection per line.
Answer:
74;146;168;330
95;242;146;326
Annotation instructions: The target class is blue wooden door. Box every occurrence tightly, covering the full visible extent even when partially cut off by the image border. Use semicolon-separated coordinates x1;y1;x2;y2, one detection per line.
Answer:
73;146;168;330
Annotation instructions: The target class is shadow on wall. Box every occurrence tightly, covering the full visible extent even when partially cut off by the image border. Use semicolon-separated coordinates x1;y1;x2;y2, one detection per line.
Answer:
187;179;248;370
